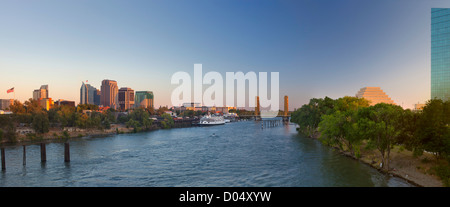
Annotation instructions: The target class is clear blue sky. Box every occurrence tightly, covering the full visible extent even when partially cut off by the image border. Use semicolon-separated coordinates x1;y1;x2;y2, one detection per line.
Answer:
1;0;450;109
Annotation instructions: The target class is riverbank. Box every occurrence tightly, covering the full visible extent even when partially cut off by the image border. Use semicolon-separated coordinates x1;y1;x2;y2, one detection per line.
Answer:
306;133;443;187
4;124;133;145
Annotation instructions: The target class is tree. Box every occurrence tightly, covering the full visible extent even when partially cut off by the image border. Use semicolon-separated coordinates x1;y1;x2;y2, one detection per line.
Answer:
9;100;26;114
145;107;156;115
127;108;153;131
24;98;42;114
47;106;61;126
75;113;89;128
397;109;421;156
318;97;369;157
319;110;362;156
126;118;140;132
291;97;336;137
156;106;169;116
57;105;76;127
87;112;103;129
414;99;450;159
334;96;370;112
357;103;404;171
76;104;99;113
161;113;174;129
32;111;49;134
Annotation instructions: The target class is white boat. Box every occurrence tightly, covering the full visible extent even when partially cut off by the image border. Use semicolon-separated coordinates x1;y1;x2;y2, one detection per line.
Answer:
198;115;225;126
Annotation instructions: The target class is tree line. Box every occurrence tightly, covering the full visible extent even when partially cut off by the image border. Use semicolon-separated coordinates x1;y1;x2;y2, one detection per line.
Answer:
0;99;174;142
291;96;450;184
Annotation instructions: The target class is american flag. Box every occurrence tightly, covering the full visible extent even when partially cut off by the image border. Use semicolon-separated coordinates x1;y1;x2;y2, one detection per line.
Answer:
7;87;14;93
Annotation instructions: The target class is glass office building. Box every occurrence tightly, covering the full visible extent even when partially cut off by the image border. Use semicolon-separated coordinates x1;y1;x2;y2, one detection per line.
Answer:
431;8;450;101
135;91;154;109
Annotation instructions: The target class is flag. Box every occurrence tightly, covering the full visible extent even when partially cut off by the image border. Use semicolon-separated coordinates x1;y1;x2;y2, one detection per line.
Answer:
7;87;14;93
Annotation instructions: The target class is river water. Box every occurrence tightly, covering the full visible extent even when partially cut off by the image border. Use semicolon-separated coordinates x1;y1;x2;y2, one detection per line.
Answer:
0;120;413;187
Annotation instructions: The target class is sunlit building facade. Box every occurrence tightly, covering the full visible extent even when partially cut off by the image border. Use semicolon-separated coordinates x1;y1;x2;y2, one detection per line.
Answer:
355;87;395;106
118;87;135;111
80;82;101;105
100;79;118;109
135;91;154;109
432;8;450;101
33;85;48;100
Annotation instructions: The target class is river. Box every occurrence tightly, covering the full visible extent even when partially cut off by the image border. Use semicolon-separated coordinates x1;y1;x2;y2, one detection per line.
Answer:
0;120;413;187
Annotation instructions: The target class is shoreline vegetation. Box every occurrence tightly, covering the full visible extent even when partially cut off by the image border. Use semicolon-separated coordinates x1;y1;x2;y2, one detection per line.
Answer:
0;99;180;146
291;96;450;187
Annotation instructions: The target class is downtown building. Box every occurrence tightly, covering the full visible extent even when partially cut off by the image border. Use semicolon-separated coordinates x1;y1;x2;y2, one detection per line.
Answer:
0;99;13;110
100;79;119;109
118;87;135;111
431;8;450;101
135;91;154;109
32;85;53;110
80;81;101;105
355;87;395;106
33;85;48;100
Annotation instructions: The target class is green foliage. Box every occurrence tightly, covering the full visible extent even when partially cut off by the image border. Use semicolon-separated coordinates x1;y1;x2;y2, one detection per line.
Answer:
76;104;99;113
123;109;154;132
318;97;368;157
357;103;405;170
414;99;450;160
291;96;336;137
32;111;50;134
126;118;140;132
75;113;89;129
432;164;450;187
161;113;174;129
9;100;26;114
24;98;43;114
62;130;70;139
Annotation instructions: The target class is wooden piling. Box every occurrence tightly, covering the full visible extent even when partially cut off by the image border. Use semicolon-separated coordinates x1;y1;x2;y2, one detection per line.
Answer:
23;145;26;166
1;148;5;171
40;143;46;163
64;142;70;162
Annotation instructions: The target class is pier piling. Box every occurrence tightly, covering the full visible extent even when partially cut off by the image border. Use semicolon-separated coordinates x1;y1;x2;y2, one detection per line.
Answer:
1;148;5;171
40;143;46;163
64;142;70;162
23;145;26;166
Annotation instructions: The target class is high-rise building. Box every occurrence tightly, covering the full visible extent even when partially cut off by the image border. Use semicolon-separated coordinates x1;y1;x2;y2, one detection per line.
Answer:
135;91;154;109
39;98;54;111
0;99;13;110
32;85;52;110
284;95;289;116
118;87;135;111
80;82;101;105
33;85;48;100
100;79;118;109
432;8;450;101
94;89;101;106
355;87;395;106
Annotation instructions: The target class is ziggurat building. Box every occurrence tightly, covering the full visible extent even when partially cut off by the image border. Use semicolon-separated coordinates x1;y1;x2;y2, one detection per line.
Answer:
355;87;395;106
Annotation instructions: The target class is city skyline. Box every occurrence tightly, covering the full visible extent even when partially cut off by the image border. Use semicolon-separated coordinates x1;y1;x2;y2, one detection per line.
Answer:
2;0;450;110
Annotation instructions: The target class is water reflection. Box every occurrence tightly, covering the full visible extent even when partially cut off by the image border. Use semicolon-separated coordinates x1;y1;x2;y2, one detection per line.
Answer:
0;121;413;187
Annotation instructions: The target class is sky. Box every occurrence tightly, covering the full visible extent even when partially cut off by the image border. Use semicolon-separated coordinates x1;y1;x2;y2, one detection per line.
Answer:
1;0;450;110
